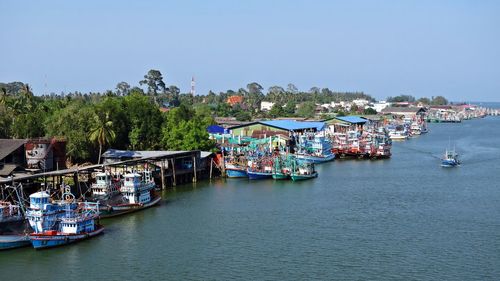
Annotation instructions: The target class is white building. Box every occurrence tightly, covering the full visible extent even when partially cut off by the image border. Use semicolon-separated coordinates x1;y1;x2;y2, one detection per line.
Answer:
352;99;370;107
371;101;391;112
260;101;275;111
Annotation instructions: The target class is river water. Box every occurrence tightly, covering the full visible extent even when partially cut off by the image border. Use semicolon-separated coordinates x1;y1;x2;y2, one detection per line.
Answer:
1;117;500;280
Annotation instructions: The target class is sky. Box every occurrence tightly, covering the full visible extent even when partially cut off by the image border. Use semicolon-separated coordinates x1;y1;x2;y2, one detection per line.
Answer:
1;0;499;101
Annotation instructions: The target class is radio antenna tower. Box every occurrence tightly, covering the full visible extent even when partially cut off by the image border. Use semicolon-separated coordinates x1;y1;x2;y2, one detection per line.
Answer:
190;76;196;96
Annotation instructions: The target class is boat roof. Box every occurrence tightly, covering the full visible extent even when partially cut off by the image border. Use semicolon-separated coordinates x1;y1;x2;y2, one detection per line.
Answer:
123;173;141;178
29;191;50;198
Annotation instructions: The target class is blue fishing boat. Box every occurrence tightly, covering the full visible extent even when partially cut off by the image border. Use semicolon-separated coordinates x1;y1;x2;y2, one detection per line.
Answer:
29;201;102;249
441;148;460;167
0;201;30;250
225;163;248;178
247;170;273;180
295;135;335;164
0;234;30;250
247;157;273;180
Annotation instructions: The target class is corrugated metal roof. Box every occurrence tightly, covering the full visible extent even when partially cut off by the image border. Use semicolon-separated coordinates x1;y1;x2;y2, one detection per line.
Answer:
0;139;26;161
102;149;192;159
259;120;325;131
0;164;19;176
334;116;368;124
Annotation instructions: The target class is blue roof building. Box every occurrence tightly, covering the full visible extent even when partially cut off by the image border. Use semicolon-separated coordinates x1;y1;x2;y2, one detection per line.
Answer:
227;120;326;138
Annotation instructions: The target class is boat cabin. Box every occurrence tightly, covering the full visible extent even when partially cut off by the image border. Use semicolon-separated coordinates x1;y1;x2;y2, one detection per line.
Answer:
91;172;120;197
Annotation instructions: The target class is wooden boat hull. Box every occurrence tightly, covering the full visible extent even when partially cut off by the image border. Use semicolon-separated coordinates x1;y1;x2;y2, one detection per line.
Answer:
99;196;161;218
226;168;248;178
30;226;104;249
247;171;273;180
295;153;335;164
0;234;31;250
291;172;318;181
272;173;290;180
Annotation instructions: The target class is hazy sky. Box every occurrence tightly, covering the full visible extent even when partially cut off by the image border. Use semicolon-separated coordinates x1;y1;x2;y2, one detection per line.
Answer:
1;0;499;101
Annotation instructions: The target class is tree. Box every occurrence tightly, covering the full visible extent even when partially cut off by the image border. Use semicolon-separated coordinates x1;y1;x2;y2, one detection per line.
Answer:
269;103;284;118
89;113;116;164
297;101;316;118
417;97;431;105
431;96;448;105
387;95;416;103
287;83;298;94
283;101;296;116
123;92;163;150
160;104;215;151
139;69;166;97
363;107;378;115
116;82;131;96
45;102;96;162
246;82;263;95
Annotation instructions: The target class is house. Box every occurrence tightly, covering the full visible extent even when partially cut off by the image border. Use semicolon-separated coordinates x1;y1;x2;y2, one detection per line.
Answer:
227;120;326;138
25;138;66;171
226;95;244;106
371;101;391;112
352;99;370;107
0;139;27;177
260;101;275;111
381;107;426;118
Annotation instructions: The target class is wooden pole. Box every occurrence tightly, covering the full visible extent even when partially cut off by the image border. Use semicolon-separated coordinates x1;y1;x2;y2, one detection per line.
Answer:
192;156;197;183
210;158;213;179
171;158;176;186
160;160;165;190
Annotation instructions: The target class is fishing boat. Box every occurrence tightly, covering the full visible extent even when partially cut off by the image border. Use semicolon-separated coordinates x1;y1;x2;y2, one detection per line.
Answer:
441;148;460;167
410;122;422;136
295;135;335;164
247;158;273;180
225;163;248;178
0;234;30;250
98;170;161;218
30;202;103;249
272;156;291;180
291;162;318;181
0;201;30;250
25;191;74;234
90;172;121;200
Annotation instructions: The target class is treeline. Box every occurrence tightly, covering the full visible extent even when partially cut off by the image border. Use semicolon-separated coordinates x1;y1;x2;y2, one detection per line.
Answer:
0;81;214;164
387;95;449;105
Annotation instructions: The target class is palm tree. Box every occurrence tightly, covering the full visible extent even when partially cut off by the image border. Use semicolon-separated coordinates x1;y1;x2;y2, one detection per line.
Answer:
0;88;7;106
89;113;116;164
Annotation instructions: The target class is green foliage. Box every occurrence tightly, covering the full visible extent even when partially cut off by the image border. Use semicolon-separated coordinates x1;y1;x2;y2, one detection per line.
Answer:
139;69;166;96
89;113;116;164
417;97;431;105
387;95;416;103
123;93;163;150
235;111;252;121
431;96;448;105
363;107;378;115
45;101;96;162
296;101;316;118
268;103;284;118
161;104;215;151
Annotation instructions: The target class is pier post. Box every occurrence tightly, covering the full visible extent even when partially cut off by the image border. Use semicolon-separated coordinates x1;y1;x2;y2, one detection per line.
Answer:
171;158;176;186
210;158;213;179
193;156;197;183
160;160;166;190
